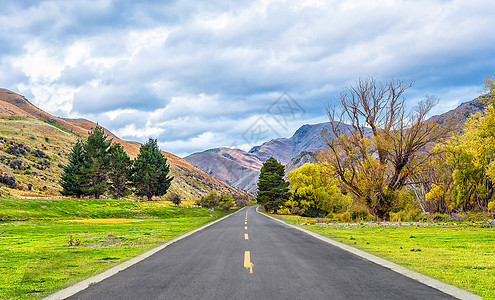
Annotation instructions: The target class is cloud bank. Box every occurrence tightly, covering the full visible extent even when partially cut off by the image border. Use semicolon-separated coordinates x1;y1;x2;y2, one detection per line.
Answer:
1;0;494;156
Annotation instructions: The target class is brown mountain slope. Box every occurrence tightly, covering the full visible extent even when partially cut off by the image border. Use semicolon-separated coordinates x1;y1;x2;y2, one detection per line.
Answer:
0;88;247;199
186;148;263;194
429;95;490;126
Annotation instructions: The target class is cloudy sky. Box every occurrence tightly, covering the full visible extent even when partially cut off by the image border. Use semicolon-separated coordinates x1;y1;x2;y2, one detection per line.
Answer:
1;0;494;157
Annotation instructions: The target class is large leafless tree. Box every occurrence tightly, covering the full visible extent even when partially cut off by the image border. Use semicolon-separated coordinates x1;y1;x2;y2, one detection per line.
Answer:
321;78;453;220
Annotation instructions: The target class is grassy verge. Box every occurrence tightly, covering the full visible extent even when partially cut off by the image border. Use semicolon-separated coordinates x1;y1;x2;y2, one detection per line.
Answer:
275;215;494;299
0;198;232;299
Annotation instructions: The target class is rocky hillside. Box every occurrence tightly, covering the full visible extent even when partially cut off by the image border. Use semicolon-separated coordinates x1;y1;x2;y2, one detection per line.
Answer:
186;148;263;194
0;88;247;199
247;122;333;165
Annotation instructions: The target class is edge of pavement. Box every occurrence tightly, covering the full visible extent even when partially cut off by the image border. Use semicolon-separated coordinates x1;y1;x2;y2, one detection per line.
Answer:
43;207;247;300
256;206;481;300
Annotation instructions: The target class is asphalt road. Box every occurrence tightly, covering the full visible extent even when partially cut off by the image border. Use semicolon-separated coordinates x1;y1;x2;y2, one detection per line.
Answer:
67;207;456;300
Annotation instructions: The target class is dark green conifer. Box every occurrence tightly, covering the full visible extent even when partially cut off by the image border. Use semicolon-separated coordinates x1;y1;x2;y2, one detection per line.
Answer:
81;125;112;199
256;157;289;211
131;138;173;201
108;143;132;199
60;140;86;198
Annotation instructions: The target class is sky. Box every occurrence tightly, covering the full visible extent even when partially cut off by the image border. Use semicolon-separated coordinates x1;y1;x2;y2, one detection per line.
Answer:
1;0;494;157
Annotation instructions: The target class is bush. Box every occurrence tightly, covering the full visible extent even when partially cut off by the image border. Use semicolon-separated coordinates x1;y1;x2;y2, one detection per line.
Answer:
219;194;234;211
291;206;303;216
234;195;249;207
466;211;490;222
351;209;374;221
0;174;16;189
334;211;351;222
488;201;495;212
201;190;219;208
168;193;181;206
390;211;406;222
277;207;291;215
9;159;24;170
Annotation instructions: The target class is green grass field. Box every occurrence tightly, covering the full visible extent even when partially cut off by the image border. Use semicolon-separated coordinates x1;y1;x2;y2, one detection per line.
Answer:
0;198;231;299
276;215;495;299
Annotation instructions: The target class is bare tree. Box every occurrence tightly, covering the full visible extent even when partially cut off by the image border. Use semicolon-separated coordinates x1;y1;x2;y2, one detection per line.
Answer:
321;78;453;220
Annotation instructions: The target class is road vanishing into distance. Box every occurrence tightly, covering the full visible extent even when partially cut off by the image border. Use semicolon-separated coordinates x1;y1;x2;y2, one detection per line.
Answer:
67;207;457;300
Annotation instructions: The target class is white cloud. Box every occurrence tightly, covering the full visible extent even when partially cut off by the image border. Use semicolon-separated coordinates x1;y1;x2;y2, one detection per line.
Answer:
1;0;494;156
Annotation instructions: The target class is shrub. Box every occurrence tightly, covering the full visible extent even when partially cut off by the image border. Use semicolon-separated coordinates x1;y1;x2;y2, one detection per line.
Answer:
32;149;49;159
0;174;16;189
234;195;249;207
390;211;405;222
277;207;291;215
334;211;351;222
488;201;495;212
201;190;219;208
291;206;303;216
9;159;24;170
351;209;374;221
168;193;181;206
466;211;489;222
219;194;235;211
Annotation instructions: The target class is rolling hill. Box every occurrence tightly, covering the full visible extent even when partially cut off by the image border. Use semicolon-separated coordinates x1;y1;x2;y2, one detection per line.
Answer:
0;88;248;199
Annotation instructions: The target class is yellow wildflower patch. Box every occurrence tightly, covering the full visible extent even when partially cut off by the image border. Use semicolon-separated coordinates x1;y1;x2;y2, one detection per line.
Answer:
69;219;141;224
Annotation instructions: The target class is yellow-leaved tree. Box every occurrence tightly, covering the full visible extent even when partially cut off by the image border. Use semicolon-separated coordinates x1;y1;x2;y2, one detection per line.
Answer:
322;78;452;220
287;163;351;217
436;76;495;211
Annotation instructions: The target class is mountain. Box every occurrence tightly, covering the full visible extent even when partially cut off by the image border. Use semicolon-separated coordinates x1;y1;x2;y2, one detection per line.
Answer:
185;122;335;193
429;95;489;126
247;122;333;165
185;95;491;194
0;88;248;199
284;149;321;174
185;147;264;194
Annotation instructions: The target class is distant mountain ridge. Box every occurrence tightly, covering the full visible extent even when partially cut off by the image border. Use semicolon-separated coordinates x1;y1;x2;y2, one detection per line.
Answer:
185;95;490;194
247;122;334;165
185;122;336;193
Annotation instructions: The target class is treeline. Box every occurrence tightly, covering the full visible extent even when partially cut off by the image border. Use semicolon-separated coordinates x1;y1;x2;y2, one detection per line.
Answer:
197;190;250;210
258;76;495;221
60;126;173;200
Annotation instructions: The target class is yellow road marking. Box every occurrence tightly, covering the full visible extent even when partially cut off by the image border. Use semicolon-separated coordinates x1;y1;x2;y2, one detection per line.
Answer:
245;233;249;240
245;221;247;225
245;226;247;230
244;251;254;274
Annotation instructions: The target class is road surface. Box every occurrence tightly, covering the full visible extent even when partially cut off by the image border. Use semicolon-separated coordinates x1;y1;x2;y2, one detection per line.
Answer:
67;207;457;299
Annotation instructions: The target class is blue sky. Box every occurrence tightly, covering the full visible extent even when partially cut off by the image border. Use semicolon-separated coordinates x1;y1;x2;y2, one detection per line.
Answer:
1;0;494;157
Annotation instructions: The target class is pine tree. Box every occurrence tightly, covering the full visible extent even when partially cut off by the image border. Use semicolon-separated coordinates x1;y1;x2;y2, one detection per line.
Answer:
60;140;86;198
131;138;173;201
257;157;289;212
108;143;132;199
81;125;112;199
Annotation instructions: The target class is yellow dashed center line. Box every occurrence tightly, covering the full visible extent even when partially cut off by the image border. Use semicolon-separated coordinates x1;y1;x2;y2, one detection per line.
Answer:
244;251;254;274
243;208;253;274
